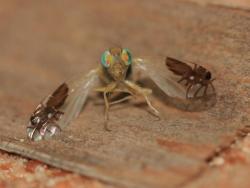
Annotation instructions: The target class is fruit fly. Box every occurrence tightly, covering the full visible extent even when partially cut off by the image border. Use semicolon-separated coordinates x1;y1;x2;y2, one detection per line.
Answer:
165;57;216;99
27;47;186;141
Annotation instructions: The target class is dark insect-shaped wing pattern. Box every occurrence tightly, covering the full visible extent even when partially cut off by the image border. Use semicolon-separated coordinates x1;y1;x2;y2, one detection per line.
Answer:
165;57;216;98
27;70;99;141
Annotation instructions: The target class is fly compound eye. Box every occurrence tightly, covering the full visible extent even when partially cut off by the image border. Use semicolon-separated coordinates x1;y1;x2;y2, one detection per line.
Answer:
121;48;132;66
101;50;113;68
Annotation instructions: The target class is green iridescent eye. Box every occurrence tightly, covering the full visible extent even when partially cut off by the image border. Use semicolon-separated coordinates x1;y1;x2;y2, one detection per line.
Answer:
101;50;113;68
121;48;132;66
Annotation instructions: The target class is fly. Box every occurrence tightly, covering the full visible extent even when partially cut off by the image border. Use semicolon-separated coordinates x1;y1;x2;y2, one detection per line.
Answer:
27;47;186;141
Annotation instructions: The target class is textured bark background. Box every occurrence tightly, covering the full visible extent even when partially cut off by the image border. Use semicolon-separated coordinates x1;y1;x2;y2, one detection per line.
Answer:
0;0;250;188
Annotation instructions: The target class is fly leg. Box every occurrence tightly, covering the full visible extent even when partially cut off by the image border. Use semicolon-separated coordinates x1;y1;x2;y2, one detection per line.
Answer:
109;89;134;106
124;80;160;118
186;84;193;99
103;91;110;131
41;121;61;138
185;80;190;86
178;77;186;83
110;95;133;105
39;110;63;137
95;82;117;131
209;79;216;94
193;85;204;98
27;125;39;140
202;85;208;97
203;79;216;97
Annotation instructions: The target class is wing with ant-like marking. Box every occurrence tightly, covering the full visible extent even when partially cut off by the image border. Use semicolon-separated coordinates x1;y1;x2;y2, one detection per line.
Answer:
27;68;100;141
165;57;192;76
46;82;69;109
133;58;186;99
58;69;100;128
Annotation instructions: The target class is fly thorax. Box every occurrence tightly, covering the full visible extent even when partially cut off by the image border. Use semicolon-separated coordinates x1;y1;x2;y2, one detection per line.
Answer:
108;61;128;81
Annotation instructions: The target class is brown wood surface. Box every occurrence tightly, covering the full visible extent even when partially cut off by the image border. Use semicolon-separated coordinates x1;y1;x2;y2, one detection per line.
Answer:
189;0;250;9
0;0;250;188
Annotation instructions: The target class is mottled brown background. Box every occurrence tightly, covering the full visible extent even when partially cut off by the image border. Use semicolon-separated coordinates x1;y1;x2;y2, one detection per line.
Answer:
0;0;250;188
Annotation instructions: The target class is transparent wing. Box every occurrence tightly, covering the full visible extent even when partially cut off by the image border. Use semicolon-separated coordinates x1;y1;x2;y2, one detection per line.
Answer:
58;69;99;128
133;58;186;99
27;68;100;141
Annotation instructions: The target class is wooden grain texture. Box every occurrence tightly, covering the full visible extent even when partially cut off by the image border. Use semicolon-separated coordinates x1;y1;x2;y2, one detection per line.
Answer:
0;0;249;188
188;0;250;10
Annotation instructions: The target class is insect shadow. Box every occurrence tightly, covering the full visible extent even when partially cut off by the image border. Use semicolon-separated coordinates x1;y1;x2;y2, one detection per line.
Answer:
138;77;217;112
